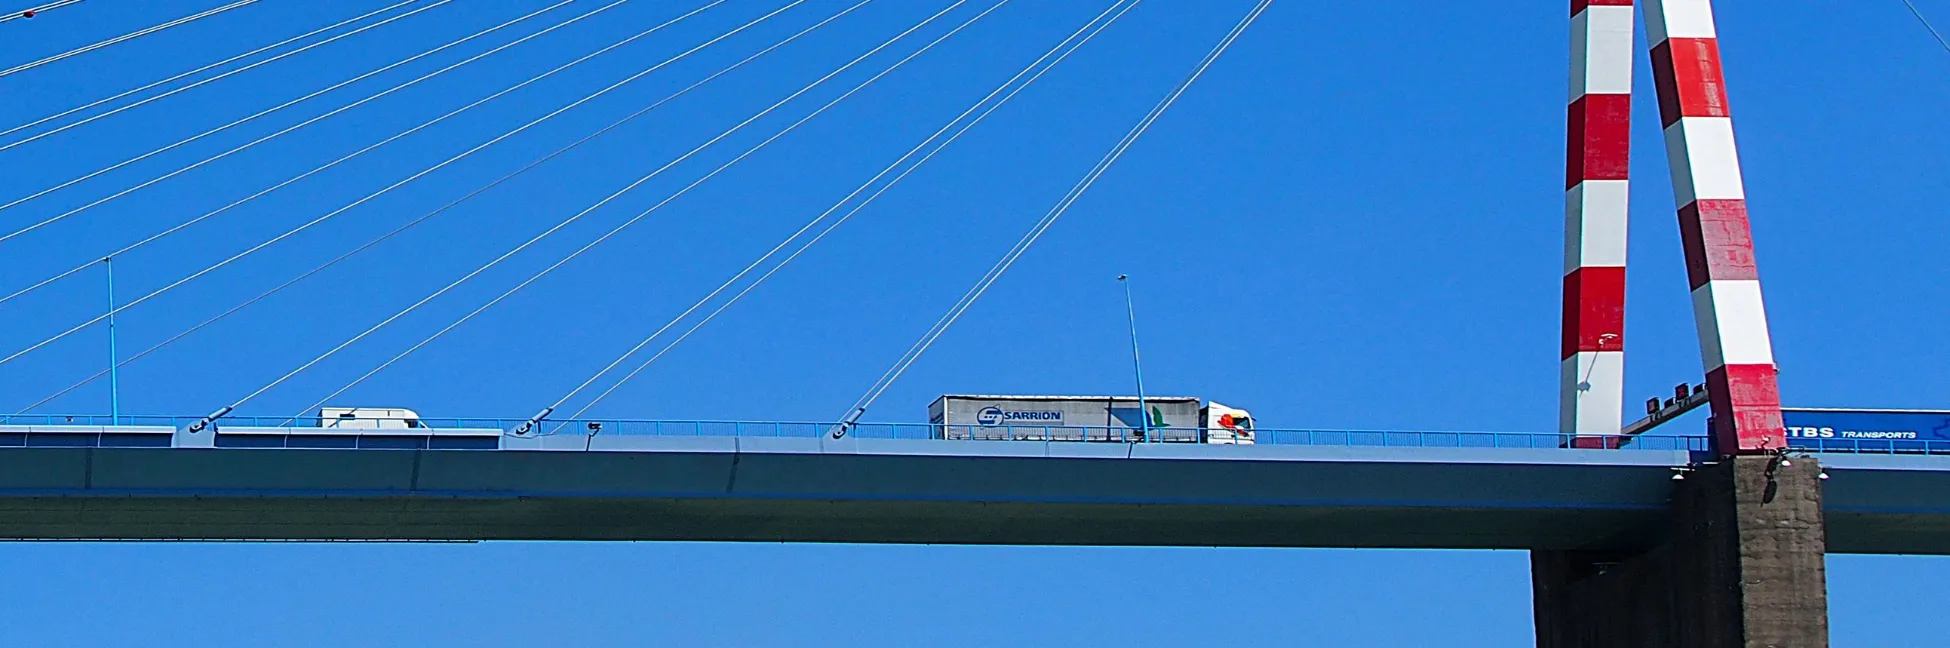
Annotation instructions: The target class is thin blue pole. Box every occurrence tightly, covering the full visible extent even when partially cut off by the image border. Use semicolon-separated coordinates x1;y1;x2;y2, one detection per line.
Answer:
105;257;120;425
1118;275;1148;442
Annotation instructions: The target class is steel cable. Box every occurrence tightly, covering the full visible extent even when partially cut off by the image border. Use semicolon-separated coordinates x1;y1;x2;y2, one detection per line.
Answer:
551;0;1144;424
1901;0;1950;55
0;0;725;307
285;0;1001;426
0;1;423;142
0;0;764;368
0;2;89;26
834;0;1274;434
0;0;446;152
0;0;586;243
0;0;260;78
17;0;869;414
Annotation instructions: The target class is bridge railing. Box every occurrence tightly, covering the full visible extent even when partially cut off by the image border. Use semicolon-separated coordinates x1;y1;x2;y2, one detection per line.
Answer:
17;414;1950;455
0;414;1723;452
0;414;520;429
1785;439;1950;455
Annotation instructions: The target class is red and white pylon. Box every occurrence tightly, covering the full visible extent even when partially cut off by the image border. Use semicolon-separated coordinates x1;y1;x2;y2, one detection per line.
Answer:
1561;0;1635;445
1560;0;1784;455
1641;0;1783;454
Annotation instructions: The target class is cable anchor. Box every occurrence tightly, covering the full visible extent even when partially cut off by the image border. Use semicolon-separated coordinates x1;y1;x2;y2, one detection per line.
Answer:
512;407;553;436
830;407;866;439
187;405;232;434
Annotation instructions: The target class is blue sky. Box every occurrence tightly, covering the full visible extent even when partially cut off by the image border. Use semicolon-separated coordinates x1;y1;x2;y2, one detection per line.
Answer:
1;0;1946;645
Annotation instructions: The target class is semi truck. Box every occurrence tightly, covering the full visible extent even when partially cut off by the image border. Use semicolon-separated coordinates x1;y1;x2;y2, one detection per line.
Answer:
929;395;1255;444
1782;408;1950;453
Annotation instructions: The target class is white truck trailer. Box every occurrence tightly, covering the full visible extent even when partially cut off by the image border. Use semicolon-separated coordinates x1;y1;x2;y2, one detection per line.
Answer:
929;395;1255;444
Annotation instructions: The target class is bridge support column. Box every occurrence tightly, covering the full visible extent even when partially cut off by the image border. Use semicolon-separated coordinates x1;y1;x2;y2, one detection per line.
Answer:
1532;456;1829;647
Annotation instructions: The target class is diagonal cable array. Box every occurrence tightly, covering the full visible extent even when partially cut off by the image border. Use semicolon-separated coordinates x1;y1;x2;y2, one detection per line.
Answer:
0;0;444;150
17;0;874;414
287;0;1011;429
0;0;259;77
0;0;728;307
6;1;1271;427
0;0;791;369
0;0;589;243
831;0;1275;435
0;1;423;142
542;0;1147;426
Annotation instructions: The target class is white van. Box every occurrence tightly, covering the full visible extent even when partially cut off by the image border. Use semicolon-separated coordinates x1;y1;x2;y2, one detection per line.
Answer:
318;407;423;430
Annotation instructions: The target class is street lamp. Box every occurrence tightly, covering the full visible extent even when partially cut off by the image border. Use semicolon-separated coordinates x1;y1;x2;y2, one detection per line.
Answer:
1117;274;1148;442
105;256;120;425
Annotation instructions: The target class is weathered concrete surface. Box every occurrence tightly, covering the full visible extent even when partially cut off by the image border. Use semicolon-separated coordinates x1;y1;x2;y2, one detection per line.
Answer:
1533;456;1829;647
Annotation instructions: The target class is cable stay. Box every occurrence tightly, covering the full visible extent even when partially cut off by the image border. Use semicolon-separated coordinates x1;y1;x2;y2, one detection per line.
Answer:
832;0;1273;437
0;0;558;224
261;0;1006;433
0;0;445;150
0;0;591;243
0;0;805;372
1901;0;1950;55
1;0;424;142
0;0;260;78
543;0;1145;427
0;0;731;308
0;1;87;25
17;0;872;414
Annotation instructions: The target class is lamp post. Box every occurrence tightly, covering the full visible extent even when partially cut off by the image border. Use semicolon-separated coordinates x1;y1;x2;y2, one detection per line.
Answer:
1117;274;1148;442
105;256;120;424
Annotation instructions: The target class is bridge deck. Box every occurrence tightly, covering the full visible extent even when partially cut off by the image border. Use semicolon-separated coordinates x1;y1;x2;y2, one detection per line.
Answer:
2;438;1944;552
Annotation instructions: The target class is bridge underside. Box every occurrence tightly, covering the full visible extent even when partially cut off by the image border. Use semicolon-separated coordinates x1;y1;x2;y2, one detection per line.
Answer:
0;441;1944;552
0;496;1665;548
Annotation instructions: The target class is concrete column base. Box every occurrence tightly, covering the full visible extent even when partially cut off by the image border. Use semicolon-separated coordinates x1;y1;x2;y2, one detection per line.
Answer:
1532;455;1829;647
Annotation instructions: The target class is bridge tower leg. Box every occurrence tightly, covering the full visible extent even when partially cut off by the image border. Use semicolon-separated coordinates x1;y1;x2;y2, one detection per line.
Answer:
1560;0;1635;448
1539;1;1822;645
1641;0;1785;454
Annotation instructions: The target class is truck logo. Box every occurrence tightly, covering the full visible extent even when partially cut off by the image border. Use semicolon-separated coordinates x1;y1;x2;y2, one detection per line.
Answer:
977;407;1062;426
1109;406;1166;430
1789;425;1921;440
1787;426;1835;438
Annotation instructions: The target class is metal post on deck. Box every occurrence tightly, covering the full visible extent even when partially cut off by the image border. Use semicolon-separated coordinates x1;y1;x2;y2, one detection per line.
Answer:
1118;274;1149;442
104;256;120;425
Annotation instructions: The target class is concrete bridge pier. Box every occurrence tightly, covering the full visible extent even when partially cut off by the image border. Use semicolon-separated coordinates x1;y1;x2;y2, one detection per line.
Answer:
1531;455;1830;647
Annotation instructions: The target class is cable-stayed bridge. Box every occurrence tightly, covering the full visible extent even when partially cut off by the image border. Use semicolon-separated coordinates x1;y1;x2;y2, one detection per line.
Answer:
3;1;1948;645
